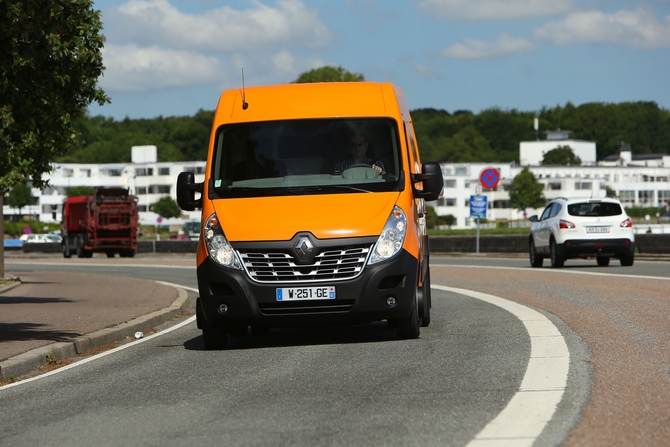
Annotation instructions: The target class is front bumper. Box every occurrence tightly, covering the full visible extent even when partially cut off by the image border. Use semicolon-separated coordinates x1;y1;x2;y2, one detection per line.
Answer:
197;249;419;329
561;238;635;258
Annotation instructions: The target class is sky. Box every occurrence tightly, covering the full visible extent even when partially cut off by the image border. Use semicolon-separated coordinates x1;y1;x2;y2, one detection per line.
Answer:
87;0;670;120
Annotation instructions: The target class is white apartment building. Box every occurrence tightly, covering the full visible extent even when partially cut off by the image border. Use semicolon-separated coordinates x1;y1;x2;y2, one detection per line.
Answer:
3;142;669;231
432;136;670;229
3;154;206;227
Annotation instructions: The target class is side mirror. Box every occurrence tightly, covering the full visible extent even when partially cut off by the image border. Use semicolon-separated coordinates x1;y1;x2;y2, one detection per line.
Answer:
411;162;443;201
529;215;539;222
176;172;203;211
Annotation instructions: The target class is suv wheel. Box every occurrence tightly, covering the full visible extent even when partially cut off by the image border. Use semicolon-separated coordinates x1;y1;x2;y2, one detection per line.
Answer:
596;256;610;267
529;239;543;268
620;254;635;267
550;238;565;268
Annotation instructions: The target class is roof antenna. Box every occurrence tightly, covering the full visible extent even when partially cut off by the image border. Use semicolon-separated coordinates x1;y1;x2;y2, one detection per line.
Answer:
241;68;249;110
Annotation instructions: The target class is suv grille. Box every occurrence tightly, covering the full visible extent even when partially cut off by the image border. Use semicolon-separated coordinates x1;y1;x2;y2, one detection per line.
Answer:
239;245;371;283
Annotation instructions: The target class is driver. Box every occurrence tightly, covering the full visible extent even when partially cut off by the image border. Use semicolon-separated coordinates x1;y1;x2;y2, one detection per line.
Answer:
333;131;386;175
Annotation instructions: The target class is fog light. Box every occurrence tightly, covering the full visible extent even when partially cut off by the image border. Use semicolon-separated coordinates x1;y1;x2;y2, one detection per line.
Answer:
218;304;229;314
386;297;397;307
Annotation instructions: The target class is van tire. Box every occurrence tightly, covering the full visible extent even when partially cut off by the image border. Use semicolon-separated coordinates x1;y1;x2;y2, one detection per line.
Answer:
197;299;227;349
397;296;420;340
420;269;431;327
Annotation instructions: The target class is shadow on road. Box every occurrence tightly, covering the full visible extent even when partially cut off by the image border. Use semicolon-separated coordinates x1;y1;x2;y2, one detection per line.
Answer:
183;321;404;351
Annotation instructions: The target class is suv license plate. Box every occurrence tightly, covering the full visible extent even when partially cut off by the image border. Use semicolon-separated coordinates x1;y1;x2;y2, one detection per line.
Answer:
587;226;610;234
276;286;336;301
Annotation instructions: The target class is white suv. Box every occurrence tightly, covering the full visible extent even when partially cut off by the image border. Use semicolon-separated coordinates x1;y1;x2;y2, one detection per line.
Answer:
528;196;635;268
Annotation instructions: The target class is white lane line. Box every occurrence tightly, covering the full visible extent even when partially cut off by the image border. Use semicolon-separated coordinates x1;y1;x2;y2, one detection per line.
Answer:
433;285;570;447
0;283;198;391
431;262;670;282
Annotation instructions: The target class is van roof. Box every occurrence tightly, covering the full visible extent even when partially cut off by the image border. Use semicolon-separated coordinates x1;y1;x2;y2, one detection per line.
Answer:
214;82;410;124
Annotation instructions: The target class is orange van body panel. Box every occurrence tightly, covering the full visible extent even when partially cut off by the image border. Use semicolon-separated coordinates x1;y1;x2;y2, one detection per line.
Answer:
210;192;400;242
212;83;400;125
196;82;427;272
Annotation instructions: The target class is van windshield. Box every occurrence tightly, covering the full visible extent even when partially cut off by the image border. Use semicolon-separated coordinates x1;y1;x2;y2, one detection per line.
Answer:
210;118;402;197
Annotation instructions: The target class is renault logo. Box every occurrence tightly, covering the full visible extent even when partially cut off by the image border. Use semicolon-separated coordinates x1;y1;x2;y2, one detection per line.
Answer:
294;236;314;262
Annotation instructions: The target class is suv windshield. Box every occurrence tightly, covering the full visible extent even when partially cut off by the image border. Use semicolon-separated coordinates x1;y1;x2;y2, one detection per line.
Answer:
567;201;622;217
210;118;402;198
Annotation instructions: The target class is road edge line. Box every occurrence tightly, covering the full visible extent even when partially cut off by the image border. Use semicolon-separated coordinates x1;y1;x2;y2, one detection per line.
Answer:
433;285;570;447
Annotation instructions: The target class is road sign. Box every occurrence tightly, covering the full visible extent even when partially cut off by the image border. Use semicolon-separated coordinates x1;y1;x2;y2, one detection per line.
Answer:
470;195;487;219
479;167;500;189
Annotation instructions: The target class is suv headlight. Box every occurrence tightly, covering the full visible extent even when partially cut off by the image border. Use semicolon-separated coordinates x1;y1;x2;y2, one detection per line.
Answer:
369;206;407;265
204;213;242;269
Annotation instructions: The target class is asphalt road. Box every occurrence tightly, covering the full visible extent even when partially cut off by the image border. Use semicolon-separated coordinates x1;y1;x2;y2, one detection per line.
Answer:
1;255;669;446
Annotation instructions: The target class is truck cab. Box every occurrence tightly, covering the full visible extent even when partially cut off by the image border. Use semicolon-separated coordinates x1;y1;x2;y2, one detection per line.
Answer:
177;82;443;349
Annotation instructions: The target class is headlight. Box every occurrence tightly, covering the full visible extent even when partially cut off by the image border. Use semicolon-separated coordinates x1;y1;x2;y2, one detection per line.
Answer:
369;206;407;265
204;213;242;269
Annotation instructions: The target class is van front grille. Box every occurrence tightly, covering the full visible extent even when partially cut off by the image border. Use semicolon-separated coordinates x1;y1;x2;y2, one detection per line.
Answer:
239;245;371;283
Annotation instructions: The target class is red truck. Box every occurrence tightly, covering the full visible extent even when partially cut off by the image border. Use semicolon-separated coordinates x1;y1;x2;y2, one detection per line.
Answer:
62;187;139;258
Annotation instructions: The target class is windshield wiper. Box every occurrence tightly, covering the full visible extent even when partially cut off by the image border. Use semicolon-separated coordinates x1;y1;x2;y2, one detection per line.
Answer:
285;185;372;194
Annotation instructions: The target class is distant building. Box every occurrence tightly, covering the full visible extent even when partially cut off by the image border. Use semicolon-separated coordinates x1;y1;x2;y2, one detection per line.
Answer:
2;159;206;226
600;142;670;168
520;129;596;166
3;142;669;231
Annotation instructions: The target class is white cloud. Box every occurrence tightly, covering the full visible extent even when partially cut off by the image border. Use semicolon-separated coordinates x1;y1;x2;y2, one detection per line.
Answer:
100;44;225;92
418;0;574;21
533;7;670;48
111;0;333;51
414;64;439;78
442;33;536;59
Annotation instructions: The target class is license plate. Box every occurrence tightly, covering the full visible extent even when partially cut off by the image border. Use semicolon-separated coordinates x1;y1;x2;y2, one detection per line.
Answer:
586;226;610;234
276;286;336;301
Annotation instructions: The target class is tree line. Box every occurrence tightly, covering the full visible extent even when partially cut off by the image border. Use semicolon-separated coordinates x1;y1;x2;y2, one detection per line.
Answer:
63;101;670;164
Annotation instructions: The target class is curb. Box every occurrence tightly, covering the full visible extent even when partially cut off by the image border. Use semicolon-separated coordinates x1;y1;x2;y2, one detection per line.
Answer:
0;286;191;380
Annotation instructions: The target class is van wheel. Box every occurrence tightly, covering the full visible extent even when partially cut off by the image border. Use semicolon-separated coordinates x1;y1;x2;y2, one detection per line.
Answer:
596;256;610;267
420;269;432;328
397;295;420;340
550;239;565;268
529;239;543;268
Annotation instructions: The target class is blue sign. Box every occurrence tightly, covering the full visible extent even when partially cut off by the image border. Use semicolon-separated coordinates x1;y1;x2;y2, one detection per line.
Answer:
470;195;487;219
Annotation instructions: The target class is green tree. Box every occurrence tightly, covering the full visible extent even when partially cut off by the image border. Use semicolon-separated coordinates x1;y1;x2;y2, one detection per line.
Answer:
1;0;109;190
292;66;364;83
1;0;108;278
66;186;95;197
441;214;456;229
151;196;182;219
509;167;545;212
6;183;33;220
541;145;582;166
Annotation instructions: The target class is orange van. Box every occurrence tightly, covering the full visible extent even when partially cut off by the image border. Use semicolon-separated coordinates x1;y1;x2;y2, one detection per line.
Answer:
177;82;443;349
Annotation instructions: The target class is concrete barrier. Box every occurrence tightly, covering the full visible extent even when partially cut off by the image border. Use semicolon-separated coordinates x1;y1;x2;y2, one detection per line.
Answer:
16;235;669;255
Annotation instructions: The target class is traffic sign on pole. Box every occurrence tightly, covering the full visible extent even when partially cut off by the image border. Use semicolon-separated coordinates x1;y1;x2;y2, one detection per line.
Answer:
470;195;487;219
479;167;500;190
